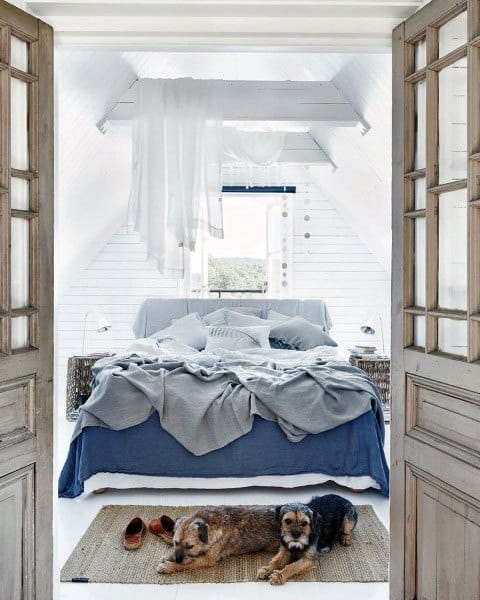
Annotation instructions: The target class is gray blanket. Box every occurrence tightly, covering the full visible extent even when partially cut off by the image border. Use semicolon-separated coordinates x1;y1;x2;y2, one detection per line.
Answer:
73;352;384;456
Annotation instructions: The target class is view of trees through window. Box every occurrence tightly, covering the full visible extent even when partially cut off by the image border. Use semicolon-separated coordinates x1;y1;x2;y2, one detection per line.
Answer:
206;195;271;296
208;256;267;291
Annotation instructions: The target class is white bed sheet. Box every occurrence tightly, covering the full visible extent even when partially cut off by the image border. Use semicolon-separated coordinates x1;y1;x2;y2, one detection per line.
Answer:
84;472;379;494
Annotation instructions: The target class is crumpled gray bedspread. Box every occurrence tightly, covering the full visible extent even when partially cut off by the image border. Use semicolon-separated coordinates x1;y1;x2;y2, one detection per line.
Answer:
73;353;384;456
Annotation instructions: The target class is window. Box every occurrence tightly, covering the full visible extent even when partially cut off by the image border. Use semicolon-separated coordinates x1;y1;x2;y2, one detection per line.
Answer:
206;194;281;298
402;7;480;361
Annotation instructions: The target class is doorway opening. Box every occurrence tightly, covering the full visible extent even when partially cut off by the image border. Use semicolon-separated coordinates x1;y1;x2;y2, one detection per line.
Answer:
54;50;392;599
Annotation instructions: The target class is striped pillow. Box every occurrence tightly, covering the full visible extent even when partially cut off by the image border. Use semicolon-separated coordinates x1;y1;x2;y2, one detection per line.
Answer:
205;325;271;352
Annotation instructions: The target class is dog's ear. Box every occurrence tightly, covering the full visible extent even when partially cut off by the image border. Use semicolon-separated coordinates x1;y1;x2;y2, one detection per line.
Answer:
174;516;186;532
194;519;209;544
310;509;320;529
275;506;283;524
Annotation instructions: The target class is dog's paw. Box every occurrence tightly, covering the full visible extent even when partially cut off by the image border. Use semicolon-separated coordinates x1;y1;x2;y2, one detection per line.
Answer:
340;535;352;547
257;566;273;581
156;559;176;574
269;570;285;586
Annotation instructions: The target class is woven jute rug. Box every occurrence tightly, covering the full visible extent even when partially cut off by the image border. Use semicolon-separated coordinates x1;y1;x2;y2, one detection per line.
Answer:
61;504;388;585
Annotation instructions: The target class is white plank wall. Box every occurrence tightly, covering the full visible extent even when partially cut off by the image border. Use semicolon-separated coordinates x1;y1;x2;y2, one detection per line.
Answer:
57;227;179;402
291;181;390;352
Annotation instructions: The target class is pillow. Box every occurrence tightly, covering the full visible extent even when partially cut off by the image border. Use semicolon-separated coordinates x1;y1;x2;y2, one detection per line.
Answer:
202;308;228;326
156;338;200;355
224;310;273;327
267;309;291;322
229;306;262;317
269;337;296;350
203;306;262;326
125;337;199;356
205;325;271;352
150;312;207;350
270;316;337;351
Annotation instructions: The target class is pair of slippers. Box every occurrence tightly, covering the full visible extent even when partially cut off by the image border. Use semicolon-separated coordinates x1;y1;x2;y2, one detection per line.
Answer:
123;515;175;550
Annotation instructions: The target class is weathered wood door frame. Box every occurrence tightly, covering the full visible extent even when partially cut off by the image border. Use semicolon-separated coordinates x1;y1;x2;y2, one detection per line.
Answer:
0;2;53;599
392;0;480;598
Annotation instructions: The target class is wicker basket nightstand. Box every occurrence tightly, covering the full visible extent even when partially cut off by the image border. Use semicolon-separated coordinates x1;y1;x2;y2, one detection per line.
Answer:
349;355;391;420
66;353;112;421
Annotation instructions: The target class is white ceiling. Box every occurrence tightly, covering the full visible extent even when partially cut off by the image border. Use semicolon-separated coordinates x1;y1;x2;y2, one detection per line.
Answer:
27;0;423;49
56;50;392;293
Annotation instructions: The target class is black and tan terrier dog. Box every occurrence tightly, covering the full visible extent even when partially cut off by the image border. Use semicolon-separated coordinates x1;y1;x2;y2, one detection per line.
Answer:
257;494;358;585
157;505;280;574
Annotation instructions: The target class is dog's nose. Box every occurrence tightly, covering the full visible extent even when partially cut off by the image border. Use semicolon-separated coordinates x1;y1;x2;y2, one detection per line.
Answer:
292;530;301;539
175;550;184;564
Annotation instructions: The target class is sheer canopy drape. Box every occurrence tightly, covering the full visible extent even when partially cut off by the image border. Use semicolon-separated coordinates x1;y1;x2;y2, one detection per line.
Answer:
223;128;286;166
128;78;224;278
223;128;286;187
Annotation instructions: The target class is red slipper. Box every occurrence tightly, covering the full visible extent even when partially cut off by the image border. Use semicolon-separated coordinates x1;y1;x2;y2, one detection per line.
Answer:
149;515;175;545
123;517;147;550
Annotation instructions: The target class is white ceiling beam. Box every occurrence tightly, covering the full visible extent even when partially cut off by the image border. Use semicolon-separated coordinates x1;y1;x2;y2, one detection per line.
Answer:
223;132;331;165
98;79;362;132
332;79;372;136
26;0;423;49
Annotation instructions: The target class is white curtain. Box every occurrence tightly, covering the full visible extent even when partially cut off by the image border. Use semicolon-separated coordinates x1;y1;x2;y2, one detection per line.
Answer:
223;128;286;166
223;128;286;187
128;78;224;278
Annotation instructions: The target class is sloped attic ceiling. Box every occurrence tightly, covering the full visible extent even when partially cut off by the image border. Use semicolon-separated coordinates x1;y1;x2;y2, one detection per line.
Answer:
57;50;392;291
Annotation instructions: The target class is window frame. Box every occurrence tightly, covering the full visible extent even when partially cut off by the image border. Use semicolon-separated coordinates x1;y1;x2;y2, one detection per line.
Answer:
402;0;480;362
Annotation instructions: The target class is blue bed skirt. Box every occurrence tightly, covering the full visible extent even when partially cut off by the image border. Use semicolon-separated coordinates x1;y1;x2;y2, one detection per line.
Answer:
59;410;389;498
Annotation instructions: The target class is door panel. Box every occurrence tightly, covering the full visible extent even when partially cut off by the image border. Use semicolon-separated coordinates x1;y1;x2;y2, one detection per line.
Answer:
415;475;480;600
0;466;35;600
407;374;480;450
0;2;53;600
0;374;35;445
392;0;480;598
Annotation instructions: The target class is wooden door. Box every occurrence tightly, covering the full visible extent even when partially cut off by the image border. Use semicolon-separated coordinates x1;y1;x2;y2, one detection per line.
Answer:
0;2;53;599
392;1;480;598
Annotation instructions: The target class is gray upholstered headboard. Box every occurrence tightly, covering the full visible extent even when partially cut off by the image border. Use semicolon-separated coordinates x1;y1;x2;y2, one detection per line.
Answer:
133;298;333;338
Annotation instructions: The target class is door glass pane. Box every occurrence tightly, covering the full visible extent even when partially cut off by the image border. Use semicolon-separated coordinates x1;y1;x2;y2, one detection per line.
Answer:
438;58;467;183
415;217;426;307
438;189;467;310
11;316;28;350
11;218;29;309
414;315;426;348
439;11;467;57
10;178;29;210
438;318;467;356
10;36;28;72
11;77;29;171
414;177;426;210
415;80;426;170
415;38;426;70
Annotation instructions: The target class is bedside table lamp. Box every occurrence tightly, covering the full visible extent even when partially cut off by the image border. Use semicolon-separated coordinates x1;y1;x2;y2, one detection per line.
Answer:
82;311;112;354
360;313;385;357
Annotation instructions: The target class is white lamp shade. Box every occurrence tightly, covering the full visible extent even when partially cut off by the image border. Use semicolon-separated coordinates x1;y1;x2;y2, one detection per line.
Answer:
96;314;112;333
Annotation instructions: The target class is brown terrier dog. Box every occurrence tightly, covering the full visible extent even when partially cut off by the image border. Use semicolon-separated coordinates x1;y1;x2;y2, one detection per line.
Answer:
156;505;280;574
257;503;318;585
258;495;358;585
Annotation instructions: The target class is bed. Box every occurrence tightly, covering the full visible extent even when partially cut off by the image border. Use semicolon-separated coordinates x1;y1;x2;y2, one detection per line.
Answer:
59;298;389;498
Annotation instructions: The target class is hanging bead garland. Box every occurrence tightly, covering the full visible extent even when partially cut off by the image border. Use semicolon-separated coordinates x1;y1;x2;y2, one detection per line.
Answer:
281;193;289;292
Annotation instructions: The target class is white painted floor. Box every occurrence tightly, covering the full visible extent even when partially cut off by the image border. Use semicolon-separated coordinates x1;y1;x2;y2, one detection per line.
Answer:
55;416;390;600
